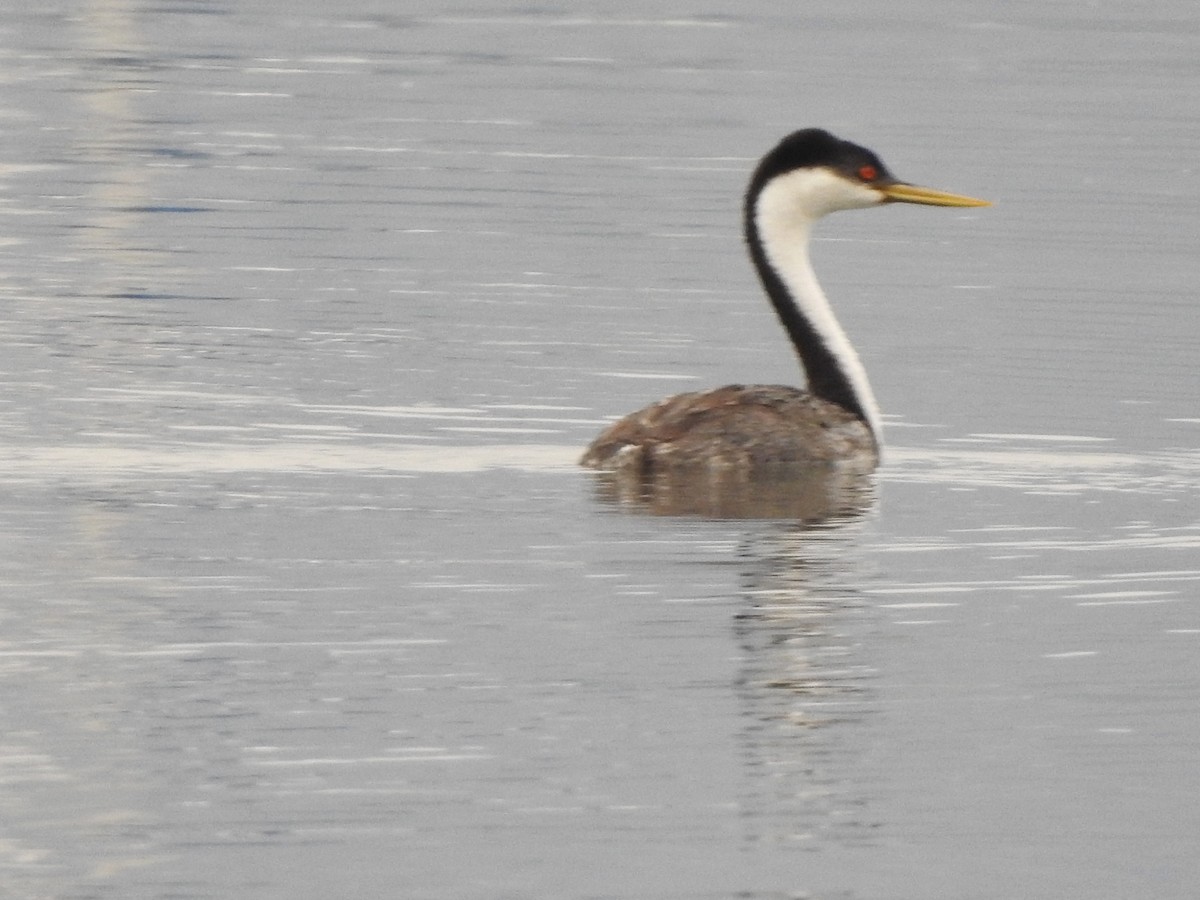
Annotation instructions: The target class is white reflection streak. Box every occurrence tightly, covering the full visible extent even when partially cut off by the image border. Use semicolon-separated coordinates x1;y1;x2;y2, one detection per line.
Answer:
245;753;493;766
0;442;579;480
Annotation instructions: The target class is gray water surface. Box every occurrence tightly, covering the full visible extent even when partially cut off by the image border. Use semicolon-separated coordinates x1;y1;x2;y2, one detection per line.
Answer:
1;3;1198;899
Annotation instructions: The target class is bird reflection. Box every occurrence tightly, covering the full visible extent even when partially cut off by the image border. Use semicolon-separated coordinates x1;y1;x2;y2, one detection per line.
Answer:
732;511;883;849
588;454;883;847
586;462;876;521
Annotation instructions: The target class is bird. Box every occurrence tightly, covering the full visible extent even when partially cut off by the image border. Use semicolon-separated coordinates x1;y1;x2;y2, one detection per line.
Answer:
580;128;988;475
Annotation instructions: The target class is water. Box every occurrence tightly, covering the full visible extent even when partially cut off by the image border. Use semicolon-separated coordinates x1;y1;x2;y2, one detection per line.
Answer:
1;2;1198;898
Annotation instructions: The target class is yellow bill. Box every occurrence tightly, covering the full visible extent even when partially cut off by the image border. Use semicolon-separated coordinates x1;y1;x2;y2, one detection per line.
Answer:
880;183;991;207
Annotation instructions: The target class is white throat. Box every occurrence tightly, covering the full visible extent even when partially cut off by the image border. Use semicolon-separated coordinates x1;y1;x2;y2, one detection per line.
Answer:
753;168;883;443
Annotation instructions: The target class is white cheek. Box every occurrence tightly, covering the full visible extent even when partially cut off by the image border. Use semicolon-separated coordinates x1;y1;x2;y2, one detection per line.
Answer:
757;168;882;224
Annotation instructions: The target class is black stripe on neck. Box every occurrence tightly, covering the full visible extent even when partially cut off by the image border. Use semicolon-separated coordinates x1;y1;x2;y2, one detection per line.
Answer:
743;199;869;426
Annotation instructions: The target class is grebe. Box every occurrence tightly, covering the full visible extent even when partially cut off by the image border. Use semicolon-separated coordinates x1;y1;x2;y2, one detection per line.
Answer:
581;128;988;474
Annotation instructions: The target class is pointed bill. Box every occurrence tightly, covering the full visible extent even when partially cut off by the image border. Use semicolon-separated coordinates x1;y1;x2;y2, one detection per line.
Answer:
880;183;991;207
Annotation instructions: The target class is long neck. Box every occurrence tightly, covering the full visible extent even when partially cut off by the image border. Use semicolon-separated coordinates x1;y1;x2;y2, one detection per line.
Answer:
744;187;882;446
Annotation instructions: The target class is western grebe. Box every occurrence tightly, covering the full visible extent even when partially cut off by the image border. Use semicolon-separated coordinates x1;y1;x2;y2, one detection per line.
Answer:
581;128;988;474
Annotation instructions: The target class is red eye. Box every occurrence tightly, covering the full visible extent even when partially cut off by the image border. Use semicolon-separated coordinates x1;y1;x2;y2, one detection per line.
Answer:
858;165;878;182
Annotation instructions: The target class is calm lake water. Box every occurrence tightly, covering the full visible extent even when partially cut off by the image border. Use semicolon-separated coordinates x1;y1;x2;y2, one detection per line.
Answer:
1;2;1198;899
